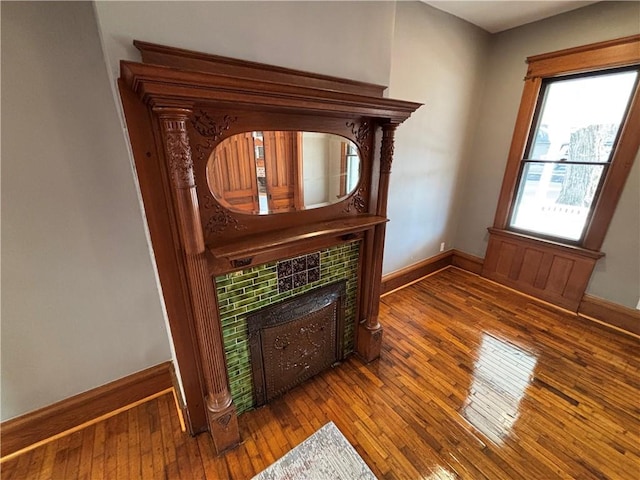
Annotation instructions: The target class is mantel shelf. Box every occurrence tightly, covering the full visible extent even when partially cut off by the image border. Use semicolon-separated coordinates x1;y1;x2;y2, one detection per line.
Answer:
209;215;388;262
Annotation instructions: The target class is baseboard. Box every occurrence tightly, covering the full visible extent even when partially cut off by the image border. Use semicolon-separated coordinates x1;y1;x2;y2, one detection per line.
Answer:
1;361;174;459
381;250;453;295
379;248;638;339
380;249;486;295
451;249;484;274
579;294;640;337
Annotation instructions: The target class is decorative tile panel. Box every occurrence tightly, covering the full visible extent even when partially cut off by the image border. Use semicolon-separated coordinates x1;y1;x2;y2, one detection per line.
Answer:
215;241;360;413
277;252;321;293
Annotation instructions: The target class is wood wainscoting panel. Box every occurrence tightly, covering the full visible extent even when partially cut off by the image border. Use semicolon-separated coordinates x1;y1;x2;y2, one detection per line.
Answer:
495;242;518;278
483;228;603;312
545;256;574;295
0;362;174;459
519;248;544;285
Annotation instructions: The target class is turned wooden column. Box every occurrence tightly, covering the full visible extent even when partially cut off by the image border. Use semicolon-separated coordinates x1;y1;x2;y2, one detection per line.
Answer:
155;107;240;454
358;123;397;361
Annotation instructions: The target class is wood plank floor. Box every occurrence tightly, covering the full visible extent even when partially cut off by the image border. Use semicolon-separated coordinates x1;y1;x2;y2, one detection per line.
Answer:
3;267;639;479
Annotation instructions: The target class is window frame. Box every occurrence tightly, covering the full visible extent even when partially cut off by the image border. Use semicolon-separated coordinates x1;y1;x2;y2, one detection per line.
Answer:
492;35;640;252
507;66;639;245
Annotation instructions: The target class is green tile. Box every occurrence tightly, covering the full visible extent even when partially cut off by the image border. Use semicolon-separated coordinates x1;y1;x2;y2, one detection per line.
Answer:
230;278;255;290
215;242;360;414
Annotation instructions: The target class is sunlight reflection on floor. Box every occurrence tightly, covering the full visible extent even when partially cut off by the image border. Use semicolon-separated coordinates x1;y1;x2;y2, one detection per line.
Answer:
424;465;458;480
461;334;538;445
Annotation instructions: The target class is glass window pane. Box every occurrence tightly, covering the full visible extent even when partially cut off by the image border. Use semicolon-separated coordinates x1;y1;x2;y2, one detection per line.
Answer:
510;162;605;241
528;70;637;162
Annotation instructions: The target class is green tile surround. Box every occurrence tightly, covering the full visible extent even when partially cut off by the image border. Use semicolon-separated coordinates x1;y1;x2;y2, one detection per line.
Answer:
215;241;360;414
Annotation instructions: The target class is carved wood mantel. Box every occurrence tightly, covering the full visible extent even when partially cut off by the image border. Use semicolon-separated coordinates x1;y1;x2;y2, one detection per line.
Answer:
118;41;420;452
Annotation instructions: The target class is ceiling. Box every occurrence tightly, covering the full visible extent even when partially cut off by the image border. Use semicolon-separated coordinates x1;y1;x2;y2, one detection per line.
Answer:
423;1;599;33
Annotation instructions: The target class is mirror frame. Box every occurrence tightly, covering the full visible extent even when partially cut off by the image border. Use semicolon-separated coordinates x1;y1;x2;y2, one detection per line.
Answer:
189;110;375;246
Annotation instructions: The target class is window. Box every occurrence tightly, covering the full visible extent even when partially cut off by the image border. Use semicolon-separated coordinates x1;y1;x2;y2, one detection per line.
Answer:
492;35;640;251
509;68;639;242
483;36;640;311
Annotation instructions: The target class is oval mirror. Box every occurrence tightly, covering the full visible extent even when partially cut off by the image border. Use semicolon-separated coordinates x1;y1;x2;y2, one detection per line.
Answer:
207;131;360;215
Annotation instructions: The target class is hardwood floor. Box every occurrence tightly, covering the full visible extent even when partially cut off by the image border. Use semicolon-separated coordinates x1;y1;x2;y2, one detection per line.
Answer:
3;267;639;479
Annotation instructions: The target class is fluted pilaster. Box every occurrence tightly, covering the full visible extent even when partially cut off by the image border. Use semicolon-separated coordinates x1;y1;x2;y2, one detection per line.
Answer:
155;107;239;453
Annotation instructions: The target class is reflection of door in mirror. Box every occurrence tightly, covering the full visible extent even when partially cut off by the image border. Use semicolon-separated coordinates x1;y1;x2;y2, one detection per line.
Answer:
338;142;359;197
211;131;303;214
211;133;260;213
209;131;360;214
263;131;303;212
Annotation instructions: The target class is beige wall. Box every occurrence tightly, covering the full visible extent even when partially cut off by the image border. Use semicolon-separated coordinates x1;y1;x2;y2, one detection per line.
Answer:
1;1;398;421
3;0;638;422
1;2;172;420
454;1;640;308
384;2;490;274
93;1;396;88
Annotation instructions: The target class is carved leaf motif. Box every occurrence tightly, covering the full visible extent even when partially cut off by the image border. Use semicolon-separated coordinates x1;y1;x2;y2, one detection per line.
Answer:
192;112;238;162
203;194;218;210
380;126;396;174
346;121;370;153
165;131;194;188
192;111;237;138
205;204;246;235
342;185;367;214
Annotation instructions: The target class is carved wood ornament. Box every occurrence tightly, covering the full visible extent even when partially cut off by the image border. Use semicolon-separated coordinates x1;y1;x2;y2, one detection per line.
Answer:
118;41;420;453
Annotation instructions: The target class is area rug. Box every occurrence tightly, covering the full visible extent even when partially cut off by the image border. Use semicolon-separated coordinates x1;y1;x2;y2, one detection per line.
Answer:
252;421;377;480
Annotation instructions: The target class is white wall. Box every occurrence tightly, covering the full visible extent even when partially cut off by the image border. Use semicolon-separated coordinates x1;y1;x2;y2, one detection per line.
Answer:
384;2;490;274
1;2;171;420
454;1;640;308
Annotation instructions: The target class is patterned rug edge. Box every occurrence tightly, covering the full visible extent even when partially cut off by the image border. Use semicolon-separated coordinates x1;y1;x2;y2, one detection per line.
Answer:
251;421;377;480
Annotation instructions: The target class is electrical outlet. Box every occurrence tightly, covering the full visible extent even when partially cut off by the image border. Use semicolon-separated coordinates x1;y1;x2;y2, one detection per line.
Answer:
440;242;445;252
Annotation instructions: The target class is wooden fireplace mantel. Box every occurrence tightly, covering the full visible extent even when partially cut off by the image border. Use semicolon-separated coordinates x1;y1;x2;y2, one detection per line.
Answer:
118;41;420;453
208;215;388;275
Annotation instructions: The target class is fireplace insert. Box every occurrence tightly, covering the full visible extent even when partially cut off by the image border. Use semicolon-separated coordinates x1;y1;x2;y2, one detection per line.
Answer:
247;281;346;406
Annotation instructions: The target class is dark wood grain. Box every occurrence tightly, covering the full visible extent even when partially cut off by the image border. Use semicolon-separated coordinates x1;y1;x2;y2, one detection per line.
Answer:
3;268;638;479
211;216;385;259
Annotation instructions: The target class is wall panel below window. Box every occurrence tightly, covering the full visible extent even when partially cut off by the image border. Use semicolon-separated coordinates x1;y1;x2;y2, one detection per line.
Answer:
483;228;603;311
